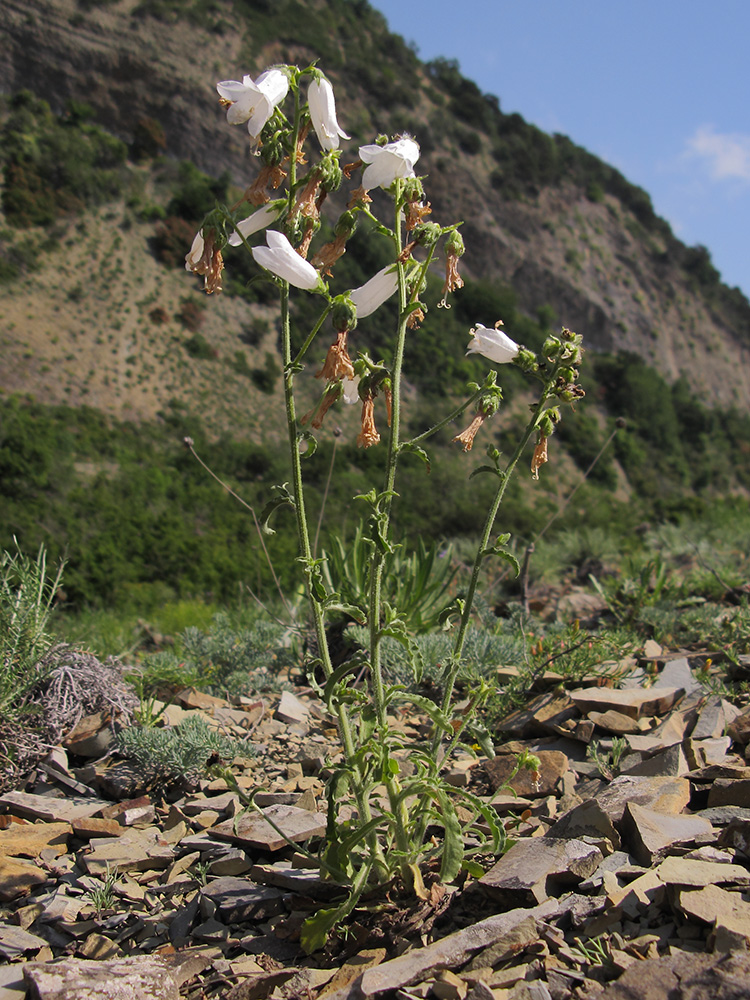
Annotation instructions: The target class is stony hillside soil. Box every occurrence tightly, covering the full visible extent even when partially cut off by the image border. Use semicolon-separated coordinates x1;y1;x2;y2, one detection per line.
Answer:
3;636;750;999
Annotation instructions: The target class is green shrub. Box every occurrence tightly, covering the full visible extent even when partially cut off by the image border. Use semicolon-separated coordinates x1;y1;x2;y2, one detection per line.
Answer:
116;714;250;788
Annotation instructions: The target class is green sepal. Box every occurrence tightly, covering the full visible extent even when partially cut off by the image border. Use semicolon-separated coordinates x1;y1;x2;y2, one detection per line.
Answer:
469;464;501;480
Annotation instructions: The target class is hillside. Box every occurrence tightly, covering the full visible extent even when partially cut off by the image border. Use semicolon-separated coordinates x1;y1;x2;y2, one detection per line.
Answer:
2;0;750;610
2;0;750;412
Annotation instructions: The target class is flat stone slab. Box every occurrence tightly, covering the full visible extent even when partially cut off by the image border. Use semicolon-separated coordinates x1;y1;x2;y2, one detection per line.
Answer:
677;882;750;930
274;690;311;725
21;951;209;1000
0;821;71;859
692;696;741;740
484;750;569;797
547;798;621;849
656;855;750;887
82;828;174;876
0;923;48;960
0;791;107;824
212;804;326;851
708;778;750;809
596;950;750;1000
201;877;287;922
322;899;564;1000
622;743;690;778
569;686;683;719
655;657;704;696
479;837;602;905
0;855;48;901
622;802;714;865
587;710;643;735
593;775;691;826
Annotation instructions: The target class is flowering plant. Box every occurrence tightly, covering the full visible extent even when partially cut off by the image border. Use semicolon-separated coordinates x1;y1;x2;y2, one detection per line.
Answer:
187;63;584;950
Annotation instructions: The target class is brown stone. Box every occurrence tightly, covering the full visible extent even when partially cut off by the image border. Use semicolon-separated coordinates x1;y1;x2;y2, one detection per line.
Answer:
596;950;750;1000
728;705;750;745
0;791;107;824
570;685;683;719
71;817;123;839
0;821;70;859
478;837;602;905
656;855;750;887
546;798;621;849
82;828;174;876
622;743;690;777
622;802;714;865
0;855;48;901
708;779;750;809
587;710;642;735
496;692;577;738
593;774;691;826
200;877;286;923
22;951;209;1000
212;804;326;851
484;751;569;798
321;900;564;1000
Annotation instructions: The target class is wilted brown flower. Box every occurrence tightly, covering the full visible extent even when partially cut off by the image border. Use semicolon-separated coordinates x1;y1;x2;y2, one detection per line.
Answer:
347;184;372;210
357;394;380;448
453;411;487;452
439;250;464;307
185;230;223;295
246;163;287;206
531;433;549;480
316;330;355;382
302;384;342;429
407;306;425;330
404;198;432;231
312;233;348;275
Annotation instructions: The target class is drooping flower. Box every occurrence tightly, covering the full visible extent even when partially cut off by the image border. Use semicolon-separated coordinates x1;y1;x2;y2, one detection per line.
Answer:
358;137;420;191
252;231;321;290
228;204;283;246
350;266;398;318
185;229;223;294
308;77;350;151
439;230;465;308
317;330;355;382
246;163;288;206
216;68;289;141
531;432;549;480
357;393;380;448
465;323;519;365
302;383;342;429
453;410;488;452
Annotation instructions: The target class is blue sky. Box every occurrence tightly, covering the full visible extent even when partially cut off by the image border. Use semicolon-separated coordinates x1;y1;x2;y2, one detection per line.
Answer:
369;0;750;297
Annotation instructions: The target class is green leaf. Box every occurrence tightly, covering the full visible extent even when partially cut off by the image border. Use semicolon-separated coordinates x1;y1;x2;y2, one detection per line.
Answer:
387;690;455;735
300;907;341;954
399;441;431;473
435;787;464;882
461;859;486;878
259;483;295;535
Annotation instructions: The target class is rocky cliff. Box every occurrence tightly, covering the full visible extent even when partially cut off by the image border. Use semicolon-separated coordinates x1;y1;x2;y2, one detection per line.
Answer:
2;0;750;410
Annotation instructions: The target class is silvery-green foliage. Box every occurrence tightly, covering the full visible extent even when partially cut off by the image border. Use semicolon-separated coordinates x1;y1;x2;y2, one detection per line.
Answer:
116;714;251;785
180;612;296;695
345;624;525;688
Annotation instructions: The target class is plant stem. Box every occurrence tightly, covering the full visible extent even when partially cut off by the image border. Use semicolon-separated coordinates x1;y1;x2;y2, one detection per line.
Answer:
364;181;414;860
442;385;558;719
406;388;484;447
